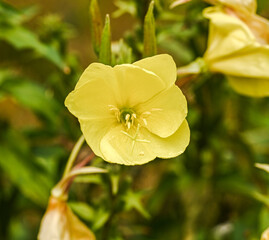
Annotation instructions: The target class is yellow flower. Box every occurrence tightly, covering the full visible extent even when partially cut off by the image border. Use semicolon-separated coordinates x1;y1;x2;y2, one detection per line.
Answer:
261;227;269;240
38;196;95;240
65;54;190;165
208;0;257;14
171;0;256;14
203;5;269;97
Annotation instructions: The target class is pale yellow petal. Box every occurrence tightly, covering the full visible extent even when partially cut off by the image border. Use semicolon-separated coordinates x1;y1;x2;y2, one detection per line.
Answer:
100;120;190;165
65;78;117;120
133;54;177;88
227;76;269;97
215;0;257;14
100;125;156;165
79;118;117;157
208;46;269;79
261;227;269;240
141;119;190;159
74;63;116;89
113;64;165;107
136;85;187;138
203;7;255;62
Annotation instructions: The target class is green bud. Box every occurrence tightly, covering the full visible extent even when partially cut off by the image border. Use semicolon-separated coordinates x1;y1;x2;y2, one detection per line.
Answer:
143;1;157;58
89;0;103;56
99;14;112;65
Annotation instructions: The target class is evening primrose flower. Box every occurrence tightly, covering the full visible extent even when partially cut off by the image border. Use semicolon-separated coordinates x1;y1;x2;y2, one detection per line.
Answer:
171;0;257;13
65;54;190;165
202;5;269;97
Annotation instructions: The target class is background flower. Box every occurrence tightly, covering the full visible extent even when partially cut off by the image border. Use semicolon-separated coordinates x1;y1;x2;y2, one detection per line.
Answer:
203;6;269;97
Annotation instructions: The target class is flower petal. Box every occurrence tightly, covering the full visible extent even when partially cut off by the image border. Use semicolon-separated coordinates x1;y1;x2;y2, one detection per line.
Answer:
79;118;117;157
100;120;190;165
227;76;269;97
133;54;177;88
113;64;166;107
208;47;269;79
141;119;190;159
215;0;257;14
65;78;117;120
203;7;255;62
100;125;156;165
75;63;115;89
136;85;187;138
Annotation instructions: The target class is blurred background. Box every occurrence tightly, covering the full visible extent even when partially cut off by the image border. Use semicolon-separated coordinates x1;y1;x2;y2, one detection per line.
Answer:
1;0;269;239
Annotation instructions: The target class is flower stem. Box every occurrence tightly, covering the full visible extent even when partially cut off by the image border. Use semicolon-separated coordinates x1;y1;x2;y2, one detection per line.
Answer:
63;135;85;178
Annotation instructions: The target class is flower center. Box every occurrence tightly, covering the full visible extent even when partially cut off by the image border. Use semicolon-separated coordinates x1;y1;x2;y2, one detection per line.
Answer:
119;108;136;129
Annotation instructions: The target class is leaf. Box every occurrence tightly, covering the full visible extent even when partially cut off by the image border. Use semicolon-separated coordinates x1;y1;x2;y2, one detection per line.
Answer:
0;2;38;25
89;0;103;56
112;0;136;18
242;128;269;154
69;201;95;222
92;208;110;230
99;14;112;65
0;25;65;70
3;79;60;124
0;145;53;206
122;190;150;219
143;1;157;58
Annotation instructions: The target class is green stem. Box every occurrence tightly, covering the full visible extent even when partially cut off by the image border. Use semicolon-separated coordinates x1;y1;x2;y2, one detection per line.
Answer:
63;135;85;178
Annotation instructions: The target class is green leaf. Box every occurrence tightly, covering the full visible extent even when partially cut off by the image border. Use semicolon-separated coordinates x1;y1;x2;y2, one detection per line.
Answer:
4;80;60;124
89;0;103;56
92;208;110;230
0;25;65;70
69;201;95;222
112;0;136;18
143;1;157;58
99;14;112;65
0;145;52;206
122;190;150;219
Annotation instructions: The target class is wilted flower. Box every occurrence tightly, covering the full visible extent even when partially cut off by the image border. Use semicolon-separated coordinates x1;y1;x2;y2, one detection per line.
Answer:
203;5;269;97
65;54;190;165
38;166;106;240
38;196;95;240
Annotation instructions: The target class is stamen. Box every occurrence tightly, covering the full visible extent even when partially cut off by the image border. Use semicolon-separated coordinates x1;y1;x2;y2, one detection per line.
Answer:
125;114;130;122
108;105;121;122
142;118;148;126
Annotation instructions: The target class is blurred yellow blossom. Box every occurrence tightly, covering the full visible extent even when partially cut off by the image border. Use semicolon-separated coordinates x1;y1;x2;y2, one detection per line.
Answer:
203;6;269;97
38;196;95;240
261;228;269;240
65;54;190;165
171;0;257;13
